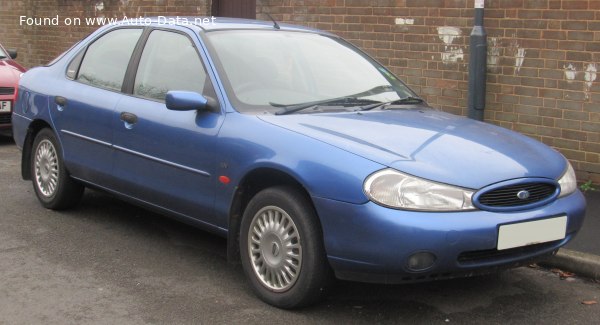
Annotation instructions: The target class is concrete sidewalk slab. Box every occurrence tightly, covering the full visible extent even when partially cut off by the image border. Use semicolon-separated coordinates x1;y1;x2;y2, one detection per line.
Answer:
540;248;600;280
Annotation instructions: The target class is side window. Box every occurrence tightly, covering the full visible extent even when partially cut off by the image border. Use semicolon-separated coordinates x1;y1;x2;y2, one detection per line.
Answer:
66;49;85;80
77;28;143;91
134;30;208;101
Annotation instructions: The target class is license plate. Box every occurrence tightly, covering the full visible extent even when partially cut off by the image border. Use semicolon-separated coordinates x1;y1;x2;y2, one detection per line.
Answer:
497;216;567;250
0;100;11;113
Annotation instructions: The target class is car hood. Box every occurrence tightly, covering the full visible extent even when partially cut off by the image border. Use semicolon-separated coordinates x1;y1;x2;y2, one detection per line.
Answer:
0;60;23;87
258;108;566;189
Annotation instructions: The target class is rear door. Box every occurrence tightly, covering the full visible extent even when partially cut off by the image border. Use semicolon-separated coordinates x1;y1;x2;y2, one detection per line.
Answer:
51;28;143;187
112;28;224;226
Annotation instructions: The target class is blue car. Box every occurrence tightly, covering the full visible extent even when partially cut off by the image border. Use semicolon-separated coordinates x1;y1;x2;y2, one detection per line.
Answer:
12;17;586;308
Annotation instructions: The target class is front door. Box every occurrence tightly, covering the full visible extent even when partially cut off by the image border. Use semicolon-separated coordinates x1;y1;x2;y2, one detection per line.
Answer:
112;29;224;226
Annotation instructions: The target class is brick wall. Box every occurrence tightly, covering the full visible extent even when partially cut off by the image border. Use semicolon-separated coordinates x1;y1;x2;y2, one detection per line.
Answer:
1;0;599;183
0;0;211;68
257;0;600;184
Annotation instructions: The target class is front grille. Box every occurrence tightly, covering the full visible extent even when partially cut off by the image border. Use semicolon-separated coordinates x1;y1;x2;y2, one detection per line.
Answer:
0;114;11;125
478;182;556;207
458;240;560;265
0;87;15;95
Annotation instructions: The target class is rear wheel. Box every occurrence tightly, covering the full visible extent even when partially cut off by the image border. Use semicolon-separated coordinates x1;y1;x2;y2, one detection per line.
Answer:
240;186;330;308
31;128;84;210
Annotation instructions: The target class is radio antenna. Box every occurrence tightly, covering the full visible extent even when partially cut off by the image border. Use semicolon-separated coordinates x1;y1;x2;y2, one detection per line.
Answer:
265;13;280;30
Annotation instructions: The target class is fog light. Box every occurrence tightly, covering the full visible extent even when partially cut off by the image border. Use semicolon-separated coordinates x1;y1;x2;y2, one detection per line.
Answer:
407;252;437;272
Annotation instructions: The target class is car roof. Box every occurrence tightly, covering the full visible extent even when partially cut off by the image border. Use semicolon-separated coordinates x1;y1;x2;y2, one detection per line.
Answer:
143;16;335;35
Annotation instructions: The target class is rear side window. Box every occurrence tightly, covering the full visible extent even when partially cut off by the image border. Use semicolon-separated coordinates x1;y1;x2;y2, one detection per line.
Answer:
77;28;143;91
134;30;208;101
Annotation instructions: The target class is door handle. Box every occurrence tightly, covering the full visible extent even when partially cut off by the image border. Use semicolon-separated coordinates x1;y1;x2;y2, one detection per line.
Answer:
120;112;138;125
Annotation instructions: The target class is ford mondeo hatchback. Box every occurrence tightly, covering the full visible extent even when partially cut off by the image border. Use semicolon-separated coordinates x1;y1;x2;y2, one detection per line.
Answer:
12;17;586;308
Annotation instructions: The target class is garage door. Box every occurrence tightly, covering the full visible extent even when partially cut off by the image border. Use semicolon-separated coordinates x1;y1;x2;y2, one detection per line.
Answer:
212;0;256;19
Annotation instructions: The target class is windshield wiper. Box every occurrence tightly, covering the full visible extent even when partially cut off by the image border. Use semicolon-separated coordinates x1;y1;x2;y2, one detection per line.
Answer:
393;96;425;104
357;96;425;111
272;85;396;115
273;97;381;115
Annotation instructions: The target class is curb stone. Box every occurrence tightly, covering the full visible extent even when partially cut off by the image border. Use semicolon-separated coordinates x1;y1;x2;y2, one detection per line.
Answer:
539;248;600;281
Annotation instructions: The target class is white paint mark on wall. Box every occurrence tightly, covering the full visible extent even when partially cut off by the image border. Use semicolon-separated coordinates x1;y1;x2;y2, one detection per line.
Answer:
487;37;501;68
95;1;105;18
584;63;597;99
507;36;526;75
395;18;415;25
437;26;463;64
95;1;104;12
438;26;461;44
515;48;526;74
441;48;464;63
564;63;577;82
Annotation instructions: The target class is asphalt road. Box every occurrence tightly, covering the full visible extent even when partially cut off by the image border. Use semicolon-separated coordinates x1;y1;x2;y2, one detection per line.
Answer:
1;135;599;324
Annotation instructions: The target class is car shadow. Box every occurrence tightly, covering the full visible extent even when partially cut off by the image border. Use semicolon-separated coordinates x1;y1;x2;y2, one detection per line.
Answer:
0;134;15;146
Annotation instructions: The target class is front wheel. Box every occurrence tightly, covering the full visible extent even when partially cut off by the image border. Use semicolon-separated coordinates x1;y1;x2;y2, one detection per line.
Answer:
31;128;84;210
240;186;331;308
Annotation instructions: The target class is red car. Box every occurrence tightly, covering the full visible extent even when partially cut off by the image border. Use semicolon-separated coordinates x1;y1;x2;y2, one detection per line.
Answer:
0;43;26;135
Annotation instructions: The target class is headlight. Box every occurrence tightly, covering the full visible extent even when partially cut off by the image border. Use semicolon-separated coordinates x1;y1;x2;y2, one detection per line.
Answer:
364;169;476;211
558;161;577;198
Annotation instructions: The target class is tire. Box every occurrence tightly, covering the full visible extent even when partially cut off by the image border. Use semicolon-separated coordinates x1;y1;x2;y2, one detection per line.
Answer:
240;186;331;309
30;128;84;210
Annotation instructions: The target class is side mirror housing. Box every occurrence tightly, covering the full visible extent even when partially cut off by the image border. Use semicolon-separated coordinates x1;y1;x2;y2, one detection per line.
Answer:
166;91;208;111
7;49;17;60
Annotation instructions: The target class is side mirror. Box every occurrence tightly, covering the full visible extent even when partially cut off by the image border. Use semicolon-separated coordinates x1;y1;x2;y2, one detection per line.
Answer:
7;49;17;60
166;91;208;111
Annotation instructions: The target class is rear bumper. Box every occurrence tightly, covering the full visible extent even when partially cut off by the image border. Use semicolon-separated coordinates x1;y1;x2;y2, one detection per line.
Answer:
314;191;586;284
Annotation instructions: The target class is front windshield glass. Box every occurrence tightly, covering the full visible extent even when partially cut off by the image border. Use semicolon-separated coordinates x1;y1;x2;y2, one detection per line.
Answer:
205;30;416;114
0;46;7;58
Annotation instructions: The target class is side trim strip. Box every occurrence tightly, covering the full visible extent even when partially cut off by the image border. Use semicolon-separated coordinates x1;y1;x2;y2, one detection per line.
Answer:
61;129;210;177
61;129;112;147
114;145;211;177
12;112;33;121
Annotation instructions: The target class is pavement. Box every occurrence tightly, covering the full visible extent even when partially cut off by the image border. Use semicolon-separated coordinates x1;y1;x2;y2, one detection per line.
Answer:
540;190;600;280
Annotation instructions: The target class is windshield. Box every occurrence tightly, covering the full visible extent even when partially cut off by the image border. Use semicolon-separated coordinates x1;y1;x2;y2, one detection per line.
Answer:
0;46;7;59
205;30;416;114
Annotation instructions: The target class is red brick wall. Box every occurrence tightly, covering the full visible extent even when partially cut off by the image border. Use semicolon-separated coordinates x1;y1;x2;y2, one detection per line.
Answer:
0;0;211;68
257;0;600;184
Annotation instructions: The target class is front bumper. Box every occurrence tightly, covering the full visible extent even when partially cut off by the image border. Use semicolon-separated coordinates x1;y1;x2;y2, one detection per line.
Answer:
314;190;586;284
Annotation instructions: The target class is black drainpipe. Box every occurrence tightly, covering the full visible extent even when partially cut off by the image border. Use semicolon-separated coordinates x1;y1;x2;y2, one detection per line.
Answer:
467;0;487;121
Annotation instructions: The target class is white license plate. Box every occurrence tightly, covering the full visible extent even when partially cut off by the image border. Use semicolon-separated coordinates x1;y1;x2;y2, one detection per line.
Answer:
497;216;567;250
0;100;11;113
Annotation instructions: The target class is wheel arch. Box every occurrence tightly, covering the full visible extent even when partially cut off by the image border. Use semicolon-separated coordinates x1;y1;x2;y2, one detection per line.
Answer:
226;167;319;263
21;119;53;180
